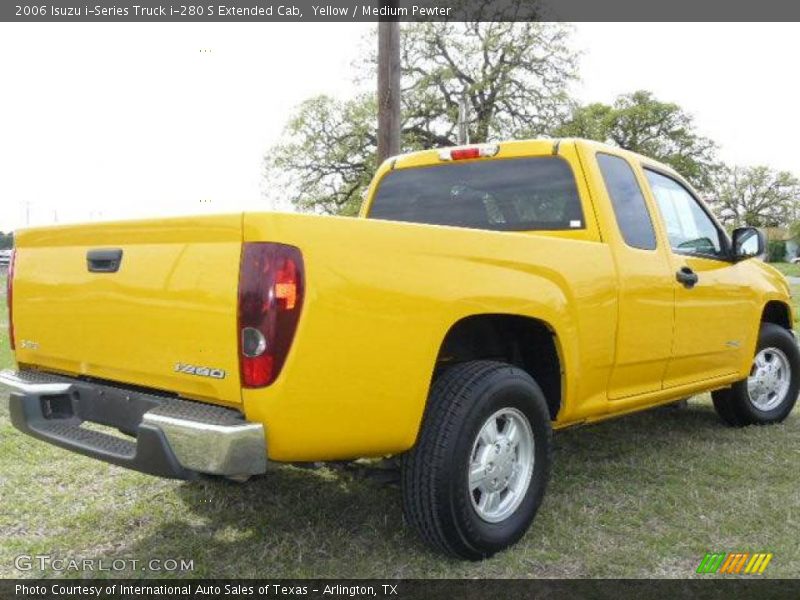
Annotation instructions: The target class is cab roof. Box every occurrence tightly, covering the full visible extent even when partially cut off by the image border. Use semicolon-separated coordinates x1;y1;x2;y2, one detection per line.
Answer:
387;137;681;181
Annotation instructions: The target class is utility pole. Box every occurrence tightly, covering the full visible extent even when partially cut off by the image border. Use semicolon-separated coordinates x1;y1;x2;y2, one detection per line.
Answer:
376;5;400;165
457;88;470;145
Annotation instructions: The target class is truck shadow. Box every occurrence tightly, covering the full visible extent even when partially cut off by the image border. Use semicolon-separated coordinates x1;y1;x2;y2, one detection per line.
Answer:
117;402;744;576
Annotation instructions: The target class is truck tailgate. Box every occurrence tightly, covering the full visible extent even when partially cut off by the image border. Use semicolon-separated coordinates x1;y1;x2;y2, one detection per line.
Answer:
12;214;243;406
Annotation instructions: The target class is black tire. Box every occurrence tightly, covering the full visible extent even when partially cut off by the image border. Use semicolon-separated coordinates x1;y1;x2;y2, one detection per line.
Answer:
401;360;552;560
712;323;800;426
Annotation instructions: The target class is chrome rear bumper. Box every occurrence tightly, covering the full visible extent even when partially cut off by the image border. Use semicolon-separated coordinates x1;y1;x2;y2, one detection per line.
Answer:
0;369;267;479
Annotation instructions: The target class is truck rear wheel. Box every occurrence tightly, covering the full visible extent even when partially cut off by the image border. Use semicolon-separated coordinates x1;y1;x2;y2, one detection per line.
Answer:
712;323;800;426
401;360;552;560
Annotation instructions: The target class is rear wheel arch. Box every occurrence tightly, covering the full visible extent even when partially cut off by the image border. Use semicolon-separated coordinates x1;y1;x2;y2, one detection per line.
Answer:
431;314;563;420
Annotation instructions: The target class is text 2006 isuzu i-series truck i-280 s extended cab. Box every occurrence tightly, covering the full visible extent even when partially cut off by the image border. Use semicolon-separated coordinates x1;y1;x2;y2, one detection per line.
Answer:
2;139;798;559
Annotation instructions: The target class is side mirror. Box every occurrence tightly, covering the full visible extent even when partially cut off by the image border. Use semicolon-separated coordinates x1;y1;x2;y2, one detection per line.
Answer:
731;227;766;261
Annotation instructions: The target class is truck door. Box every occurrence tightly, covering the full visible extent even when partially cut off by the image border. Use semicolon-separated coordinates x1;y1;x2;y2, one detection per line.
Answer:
593;153;676;399
642;168;757;387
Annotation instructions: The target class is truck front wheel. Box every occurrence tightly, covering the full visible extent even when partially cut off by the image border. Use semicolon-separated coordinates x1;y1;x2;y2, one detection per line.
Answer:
401;360;552;560
712;323;800;426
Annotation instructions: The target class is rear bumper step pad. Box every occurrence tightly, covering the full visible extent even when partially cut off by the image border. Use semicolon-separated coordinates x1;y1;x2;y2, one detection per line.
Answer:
0;369;267;480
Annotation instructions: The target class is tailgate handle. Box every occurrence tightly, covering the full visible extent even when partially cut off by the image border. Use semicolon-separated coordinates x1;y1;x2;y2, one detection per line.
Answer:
86;248;123;273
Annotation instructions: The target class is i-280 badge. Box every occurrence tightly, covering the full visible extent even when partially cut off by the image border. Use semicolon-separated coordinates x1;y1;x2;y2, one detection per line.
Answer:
174;363;226;379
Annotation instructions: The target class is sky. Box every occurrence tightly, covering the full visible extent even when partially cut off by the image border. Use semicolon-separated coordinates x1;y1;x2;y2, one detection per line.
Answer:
1;22;798;231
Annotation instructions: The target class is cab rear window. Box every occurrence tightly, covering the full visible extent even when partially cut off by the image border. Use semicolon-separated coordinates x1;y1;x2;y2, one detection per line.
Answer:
367;157;584;231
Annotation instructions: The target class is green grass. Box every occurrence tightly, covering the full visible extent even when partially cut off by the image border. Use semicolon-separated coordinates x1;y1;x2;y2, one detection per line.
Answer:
793;284;800;326
1;273;799;578
770;262;800;278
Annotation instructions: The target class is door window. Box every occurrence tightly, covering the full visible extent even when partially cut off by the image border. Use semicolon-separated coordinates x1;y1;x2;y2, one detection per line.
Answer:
644;169;725;258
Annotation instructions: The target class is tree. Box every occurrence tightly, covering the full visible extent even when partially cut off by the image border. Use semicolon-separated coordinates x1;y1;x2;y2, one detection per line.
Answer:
395;21;577;147
709;165;800;228
265;22;578;215
555;91;718;191
265;94;378;216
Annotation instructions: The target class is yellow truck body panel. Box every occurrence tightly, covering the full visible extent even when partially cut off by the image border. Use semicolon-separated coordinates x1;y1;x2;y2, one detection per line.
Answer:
7;139;793;462
13;214;243;406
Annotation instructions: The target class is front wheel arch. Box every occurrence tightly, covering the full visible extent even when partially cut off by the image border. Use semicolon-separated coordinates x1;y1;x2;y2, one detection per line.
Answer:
713;322;800;426
761;300;792;331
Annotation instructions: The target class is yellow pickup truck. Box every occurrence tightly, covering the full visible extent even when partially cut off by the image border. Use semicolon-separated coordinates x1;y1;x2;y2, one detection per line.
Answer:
2;139;797;560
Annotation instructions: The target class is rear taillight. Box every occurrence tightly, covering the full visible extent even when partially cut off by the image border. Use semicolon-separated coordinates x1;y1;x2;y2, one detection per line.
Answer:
238;242;304;388
7;249;15;351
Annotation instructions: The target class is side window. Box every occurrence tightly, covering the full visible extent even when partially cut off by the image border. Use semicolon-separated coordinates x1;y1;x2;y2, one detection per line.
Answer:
597;153;657;250
644;169;724;258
